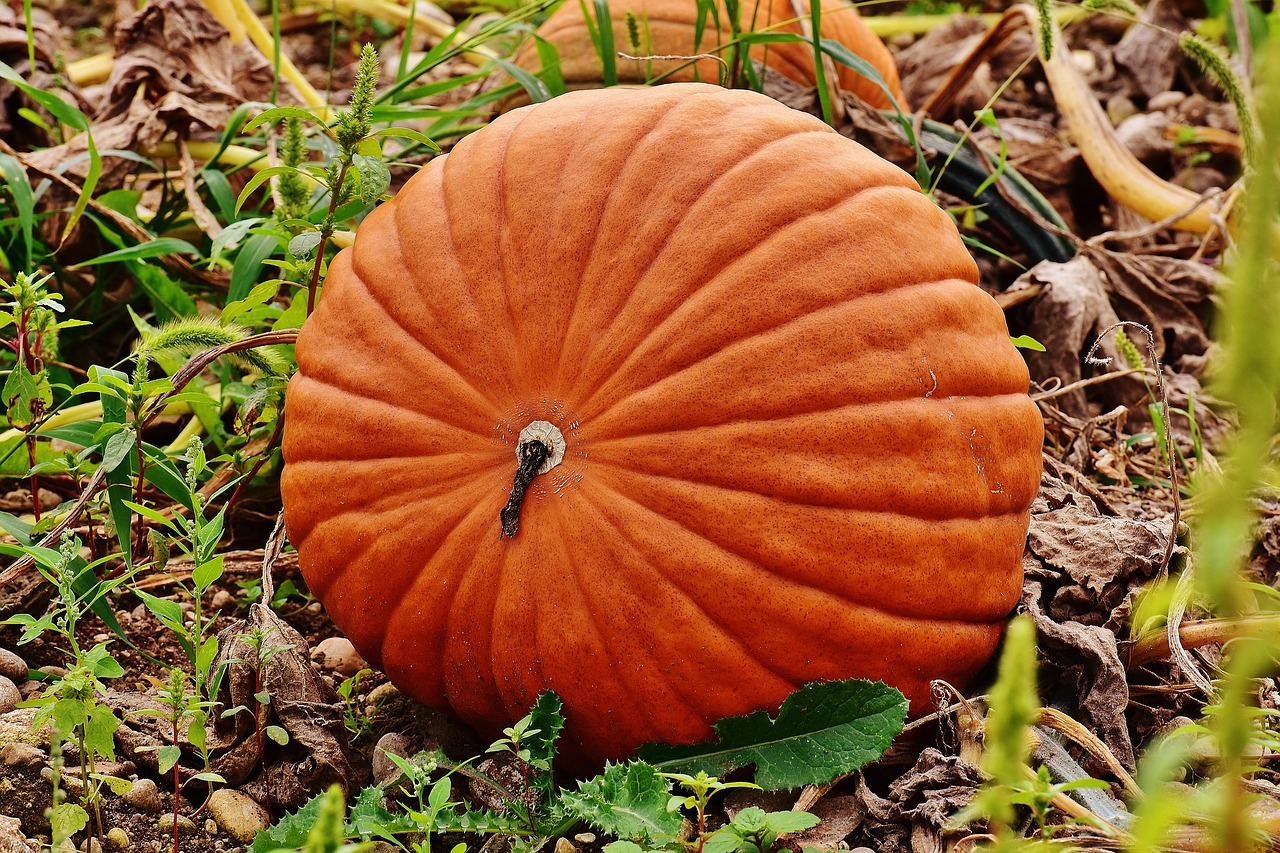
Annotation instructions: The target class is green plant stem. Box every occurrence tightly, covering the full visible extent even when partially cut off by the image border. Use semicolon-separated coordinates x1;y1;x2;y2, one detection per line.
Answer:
306;159;352;316
225;414;286;513
172;717;181;853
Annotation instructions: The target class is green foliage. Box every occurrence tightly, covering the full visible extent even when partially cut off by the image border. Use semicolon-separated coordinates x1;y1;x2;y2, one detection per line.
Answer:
563;762;683;841
638;679;907;790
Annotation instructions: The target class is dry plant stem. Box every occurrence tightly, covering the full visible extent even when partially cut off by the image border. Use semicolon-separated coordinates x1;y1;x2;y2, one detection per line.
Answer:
1126;616;1280;668
1166;562;1220;697
178;139;224;240
1030;367;1152;402
617;51;729;74
1037;707;1141;799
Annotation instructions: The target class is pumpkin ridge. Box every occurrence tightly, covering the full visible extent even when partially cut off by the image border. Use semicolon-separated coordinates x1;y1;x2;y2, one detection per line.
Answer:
512;505;679;744
573;189;952;422
382;168;522;398
575;477;804;690
542;92;689;384
438;112;531;389
585;473;1021;632
290;371;497;441
339;242;513;418
573;149;880;416
586;458;1033;522
586;471;1025;626
577;279;1019;431
553;115;829;393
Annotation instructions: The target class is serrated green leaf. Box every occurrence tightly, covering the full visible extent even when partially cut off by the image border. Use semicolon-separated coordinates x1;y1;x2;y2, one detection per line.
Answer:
254;791;325;853
527;690;564;768
638;679;908;790
563;761;680;841
48;803;89;839
84;704;119;762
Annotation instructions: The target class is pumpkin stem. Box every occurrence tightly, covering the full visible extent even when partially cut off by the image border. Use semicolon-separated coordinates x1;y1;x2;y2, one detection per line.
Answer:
501;439;550;538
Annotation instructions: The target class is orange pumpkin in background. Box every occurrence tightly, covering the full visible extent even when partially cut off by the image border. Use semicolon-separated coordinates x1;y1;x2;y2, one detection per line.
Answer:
280;83;1042;769
509;0;906;109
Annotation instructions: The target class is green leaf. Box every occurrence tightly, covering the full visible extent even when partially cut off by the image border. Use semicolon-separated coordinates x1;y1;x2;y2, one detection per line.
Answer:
196;635;220;679
1010;334;1047;352
493;58;551;103
368;126;441;152
135;589;184;629
157;743;181;774
101;427;136;473
84;704;119;762
265;724;290;745
527;690;564;768
253;789;325;853
352;154;390;206
0;152;36;266
563;761;681;841
236;166;304;214
210;217;265;266
750;808;819;834
75;238;199;267
193;555;225;593
53;696;89;731
242;105;325;134
288;231;322;260
638;679;908;790
127;259;199;320
48;803;89;840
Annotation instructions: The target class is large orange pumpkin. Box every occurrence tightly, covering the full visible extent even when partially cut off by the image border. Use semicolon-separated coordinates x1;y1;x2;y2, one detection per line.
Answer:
281;84;1042;768
509;0;905;109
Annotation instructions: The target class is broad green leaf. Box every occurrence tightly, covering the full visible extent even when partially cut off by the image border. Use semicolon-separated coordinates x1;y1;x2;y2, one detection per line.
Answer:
53;696;89;731
192;556;224;594
48;803;89;839
210;217;265;266
157;743;181;774
638;679;908;790
352;154;390;206
288;231;322;260
101;427;136;473
84;704;119;762
265;724;289;745
135;589;184;629
563;760;681;841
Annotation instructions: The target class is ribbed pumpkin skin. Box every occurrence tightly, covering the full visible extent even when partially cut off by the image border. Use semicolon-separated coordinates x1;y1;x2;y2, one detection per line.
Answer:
281;84;1042;768
511;0;905;109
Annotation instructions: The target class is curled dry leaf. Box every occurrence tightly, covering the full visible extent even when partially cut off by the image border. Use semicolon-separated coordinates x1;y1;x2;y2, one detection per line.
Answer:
210;604;369;809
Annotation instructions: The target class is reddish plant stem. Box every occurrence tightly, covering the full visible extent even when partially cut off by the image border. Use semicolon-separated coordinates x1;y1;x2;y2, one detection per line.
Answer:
225;415;286;514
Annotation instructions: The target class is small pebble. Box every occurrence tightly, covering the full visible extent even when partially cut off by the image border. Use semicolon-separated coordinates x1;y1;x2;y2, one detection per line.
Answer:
81;837;103;853
367;682;399;706
372;733;413;786
306;601;323;614
105;828;130;850
207;789;270;844
210;590;236;611
0;647;27;682
38;665;68;678
206;819;218;835
1148;90;1185;113
0;676;21;713
0;742;46;767
554;838;577;853
125;778;165;813
312;637;368;677
157;814;197;836
575;834;597;844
